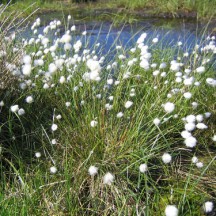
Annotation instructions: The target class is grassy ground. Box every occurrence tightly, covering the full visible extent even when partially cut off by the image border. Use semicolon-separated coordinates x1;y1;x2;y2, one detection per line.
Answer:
0;4;216;216
1;0;216;21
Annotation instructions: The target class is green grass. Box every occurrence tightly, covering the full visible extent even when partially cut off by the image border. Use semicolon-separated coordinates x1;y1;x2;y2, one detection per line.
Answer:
0;4;216;215
1;0;216;21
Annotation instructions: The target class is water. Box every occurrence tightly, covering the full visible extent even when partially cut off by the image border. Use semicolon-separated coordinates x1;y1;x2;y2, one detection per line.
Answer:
21;12;214;56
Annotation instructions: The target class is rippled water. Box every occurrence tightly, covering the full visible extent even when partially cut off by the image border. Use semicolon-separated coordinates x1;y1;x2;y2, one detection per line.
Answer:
21;12;214;55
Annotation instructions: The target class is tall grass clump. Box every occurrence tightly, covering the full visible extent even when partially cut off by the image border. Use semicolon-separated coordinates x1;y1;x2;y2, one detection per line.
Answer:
0;10;216;215
112;0;216;18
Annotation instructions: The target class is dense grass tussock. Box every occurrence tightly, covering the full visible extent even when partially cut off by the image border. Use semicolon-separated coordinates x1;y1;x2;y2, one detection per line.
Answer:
0;13;216;215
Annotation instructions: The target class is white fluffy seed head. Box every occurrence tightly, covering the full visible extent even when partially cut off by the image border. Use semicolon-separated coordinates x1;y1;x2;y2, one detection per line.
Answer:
23;55;32;64
152;37;158;43
61;34;72;43
88;165;98;176
51;124;58;131
65;102;71;107
165;205;178;216
183;92;192;99
196;162;203;168
196;66;205;73
11;105;19;113
117;112;124;118
125;101;133;109
153;118;161;126
59;76;66;84
196;123;208;129
26;96;33;104
64;43;72;51
87;59;101;72
204;112;211;118
139;163;148;173
51;139;57;145
184;136;197;148
185;115;196;123
18;108;25;116
71;25;76;31
195;114;203;122
90;120;98;127
22;64;32;76
192;102;198;109
164;102;175;113
35;152;41;158
192;156;198;163
50;166;57;174
203;201;214;213
0;101;4;107
56;114;62;120
162;153;172;164
185;123;196;132
107;79;113;85
181;130;192;139
103;172;114;185
48;63;57;74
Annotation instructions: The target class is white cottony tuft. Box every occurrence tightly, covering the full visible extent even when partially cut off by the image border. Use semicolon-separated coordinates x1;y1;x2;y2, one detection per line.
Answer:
22;64;32;76
196;162;203;168
203;201;214;213
35;152;41;158
139;163;148;173
125;101;133;109
65;102;71;107
51;139;57;145
196;66;205;73
71;25;76;31
185;123;196;132
192;102;198;109
103;172;114;185
51;124;58;131
153;118;161;126
90;120;98;127
117;112;124;118
165;205;178;216
196;123;208;129
50;166;57;174
0;101;4;107
59;76;66;84
60;34;72;43
164;102;175;113
206;78;216;87
184;136;197;148
196;114;204;122
11;105;19;113
181;130;192;139
23;55;32;64
26;96;34;104
185;115;196;123
152;37;158;43
162;153;172;164
204;112;211;118
87;59;101;72
49;63;57;74
88;165;98;176
192;156;198;163
18;108;25;116
183;92;192;99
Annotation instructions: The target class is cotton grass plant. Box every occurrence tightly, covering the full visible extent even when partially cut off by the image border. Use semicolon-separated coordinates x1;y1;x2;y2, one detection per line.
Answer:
0;10;216;215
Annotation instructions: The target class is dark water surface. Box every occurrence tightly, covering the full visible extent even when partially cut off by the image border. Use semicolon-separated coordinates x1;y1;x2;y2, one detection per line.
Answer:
21;12;215;54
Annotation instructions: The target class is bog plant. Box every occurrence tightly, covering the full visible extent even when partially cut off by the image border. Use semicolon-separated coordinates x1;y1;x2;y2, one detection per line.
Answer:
0;12;216;215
